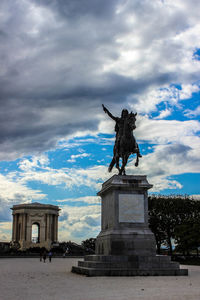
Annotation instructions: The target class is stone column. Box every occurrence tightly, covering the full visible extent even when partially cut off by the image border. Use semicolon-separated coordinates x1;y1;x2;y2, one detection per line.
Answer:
26;215;32;243
12;214;16;241
24;214;27;241
15;214;19;242
47;214;51;241
21;213;26;241
55;215;58;242
52;215;55;242
51;215;55;241
54;215;57;242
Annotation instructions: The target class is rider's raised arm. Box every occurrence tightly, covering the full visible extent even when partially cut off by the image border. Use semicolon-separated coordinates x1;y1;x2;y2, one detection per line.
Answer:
102;104;117;121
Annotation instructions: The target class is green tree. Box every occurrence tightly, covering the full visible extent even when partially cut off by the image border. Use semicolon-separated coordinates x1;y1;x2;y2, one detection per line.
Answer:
81;238;96;251
148;195;197;255
174;200;200;255
148;197;166;254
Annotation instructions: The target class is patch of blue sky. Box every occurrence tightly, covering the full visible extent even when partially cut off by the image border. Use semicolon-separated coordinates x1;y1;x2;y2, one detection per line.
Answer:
193;48;200;60
0;214;11;222
27;179;98;204
48;148;76;169
139;143;156;155
48;137;113;169
150;101;169;119
65;134;114;146
0;158;21;174
182;92;200;118
48;134;153;178
151;173;200;196
148;82;199;119
59;200;99;207
151;93;200;122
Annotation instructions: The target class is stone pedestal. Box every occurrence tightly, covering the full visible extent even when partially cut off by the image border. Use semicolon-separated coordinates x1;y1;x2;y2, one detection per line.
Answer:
72;175;188;276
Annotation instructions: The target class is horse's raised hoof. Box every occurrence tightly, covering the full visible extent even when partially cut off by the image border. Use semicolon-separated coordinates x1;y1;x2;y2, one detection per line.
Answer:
138;154;142;158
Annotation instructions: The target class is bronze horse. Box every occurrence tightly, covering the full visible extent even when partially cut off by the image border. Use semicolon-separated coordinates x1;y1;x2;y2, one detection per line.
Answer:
102;105;142;175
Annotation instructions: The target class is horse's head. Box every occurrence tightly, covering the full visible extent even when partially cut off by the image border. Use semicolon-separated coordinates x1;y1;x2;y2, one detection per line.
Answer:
128;112;137;129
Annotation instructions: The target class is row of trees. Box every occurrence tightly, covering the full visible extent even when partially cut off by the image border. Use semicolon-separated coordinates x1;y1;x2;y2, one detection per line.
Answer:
148;196;200;256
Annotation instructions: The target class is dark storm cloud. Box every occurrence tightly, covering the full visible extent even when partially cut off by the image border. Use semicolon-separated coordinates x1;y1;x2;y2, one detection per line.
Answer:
37;0;120;19
0;0;199;160
156;144;192;163
0;69;174;160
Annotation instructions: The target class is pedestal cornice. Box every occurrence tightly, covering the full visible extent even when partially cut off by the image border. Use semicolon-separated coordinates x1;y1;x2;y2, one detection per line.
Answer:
97;175;153;196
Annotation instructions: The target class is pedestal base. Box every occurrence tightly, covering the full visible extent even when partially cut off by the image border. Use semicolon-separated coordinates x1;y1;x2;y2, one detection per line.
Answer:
95;228;156;256
72;175;188;276
71;255;188;276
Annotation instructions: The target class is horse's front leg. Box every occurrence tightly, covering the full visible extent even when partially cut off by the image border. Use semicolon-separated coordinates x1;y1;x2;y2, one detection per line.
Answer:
136;143;142;158
120;154;128;175
124;154;129;174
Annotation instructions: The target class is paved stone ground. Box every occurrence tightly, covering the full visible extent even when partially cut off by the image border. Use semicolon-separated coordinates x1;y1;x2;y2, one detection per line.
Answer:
0;258;199;300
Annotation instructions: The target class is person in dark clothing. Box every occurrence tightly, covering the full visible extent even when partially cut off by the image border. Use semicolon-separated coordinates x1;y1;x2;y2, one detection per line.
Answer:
48;251;52;262
39;249;43;262
43;250;47;263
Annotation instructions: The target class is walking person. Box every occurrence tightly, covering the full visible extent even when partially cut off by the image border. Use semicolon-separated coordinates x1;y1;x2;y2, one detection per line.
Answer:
43;249;47;263
40;250;42;262
48;251;52;262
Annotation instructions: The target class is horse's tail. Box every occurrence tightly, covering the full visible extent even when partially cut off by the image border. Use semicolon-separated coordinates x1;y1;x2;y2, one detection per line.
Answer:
108;158;115;172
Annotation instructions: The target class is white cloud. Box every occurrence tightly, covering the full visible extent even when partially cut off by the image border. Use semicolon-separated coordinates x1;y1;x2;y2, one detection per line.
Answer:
136;115;200;145
179;84;199;100
125;141;200;192
0;171;46;223
189;195;200;200
129;84;200;115
184;105;200;118
56;196;100;205
18;154;49;171
0;222;12;242
58;205;101;242
154;108;172;119
0;173;46;204
67;153;91;163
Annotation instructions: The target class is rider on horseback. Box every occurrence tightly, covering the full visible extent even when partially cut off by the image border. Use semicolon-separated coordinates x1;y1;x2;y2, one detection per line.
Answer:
102;105;126;158
102;104;142;174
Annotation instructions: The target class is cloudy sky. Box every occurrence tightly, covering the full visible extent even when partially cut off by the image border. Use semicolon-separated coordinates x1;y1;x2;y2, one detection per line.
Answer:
0;0;200;243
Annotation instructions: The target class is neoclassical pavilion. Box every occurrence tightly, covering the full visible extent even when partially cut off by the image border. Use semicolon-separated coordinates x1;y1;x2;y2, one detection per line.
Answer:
11;202;60;251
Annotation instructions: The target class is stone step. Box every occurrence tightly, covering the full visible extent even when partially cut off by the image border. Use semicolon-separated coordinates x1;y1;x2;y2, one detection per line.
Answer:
78;260;138;269
78;260;180;270
71;266;188;277
84;255;172;264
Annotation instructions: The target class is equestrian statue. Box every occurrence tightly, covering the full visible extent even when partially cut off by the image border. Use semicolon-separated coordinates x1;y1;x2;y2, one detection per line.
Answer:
102;104;142;175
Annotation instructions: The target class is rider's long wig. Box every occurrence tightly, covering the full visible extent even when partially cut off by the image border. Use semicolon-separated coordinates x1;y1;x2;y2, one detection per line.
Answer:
121;109;128;118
